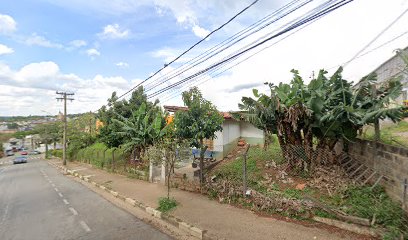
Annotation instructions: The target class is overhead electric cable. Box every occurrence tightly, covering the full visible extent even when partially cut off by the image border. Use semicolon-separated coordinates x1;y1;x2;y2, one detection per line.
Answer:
144;0;315;93
147;0;355;99
116;0;260;100
343;7;408;68
159;17;318;103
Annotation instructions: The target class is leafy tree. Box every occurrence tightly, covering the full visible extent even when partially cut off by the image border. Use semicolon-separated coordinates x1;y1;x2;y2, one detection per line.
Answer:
65;113;97;160
98;86;154;148
147;121;190;199
354;73;404;141
7;122;19;129
174;87;224;187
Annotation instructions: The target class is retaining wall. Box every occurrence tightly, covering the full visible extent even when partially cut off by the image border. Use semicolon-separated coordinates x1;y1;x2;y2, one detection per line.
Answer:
348;139;408;208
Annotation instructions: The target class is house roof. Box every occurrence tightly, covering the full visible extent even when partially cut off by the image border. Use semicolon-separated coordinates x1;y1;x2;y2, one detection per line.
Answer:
163;105;233;119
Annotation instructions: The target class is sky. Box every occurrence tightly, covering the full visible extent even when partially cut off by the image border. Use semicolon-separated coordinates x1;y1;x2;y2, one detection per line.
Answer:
0;0;407;116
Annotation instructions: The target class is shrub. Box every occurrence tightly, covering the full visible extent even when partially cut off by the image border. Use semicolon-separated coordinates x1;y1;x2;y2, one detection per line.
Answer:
157;197;178;213
51;149;63;158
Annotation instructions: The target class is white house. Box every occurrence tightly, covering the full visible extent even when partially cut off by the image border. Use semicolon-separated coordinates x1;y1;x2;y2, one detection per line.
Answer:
163;106;264;160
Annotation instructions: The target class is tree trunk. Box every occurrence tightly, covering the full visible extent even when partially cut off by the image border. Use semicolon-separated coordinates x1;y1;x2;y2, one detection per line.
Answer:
167;158;171;199
374;119;380;142
263;130;270;151
199;138;208;192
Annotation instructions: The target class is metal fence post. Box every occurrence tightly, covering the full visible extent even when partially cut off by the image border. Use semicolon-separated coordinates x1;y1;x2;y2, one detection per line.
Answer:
403;178;407;210
243;144;251;196
112;148;116;172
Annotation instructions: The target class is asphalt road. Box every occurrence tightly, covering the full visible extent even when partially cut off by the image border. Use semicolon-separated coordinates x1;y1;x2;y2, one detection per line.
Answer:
0;155;171;240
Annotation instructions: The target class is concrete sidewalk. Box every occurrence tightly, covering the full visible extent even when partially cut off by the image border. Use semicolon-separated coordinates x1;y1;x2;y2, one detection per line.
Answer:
48;159;365;240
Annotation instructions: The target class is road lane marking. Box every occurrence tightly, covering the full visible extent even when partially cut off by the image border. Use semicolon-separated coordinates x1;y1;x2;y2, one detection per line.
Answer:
63;199;69;205
69;207;78;216
79;221;91;232
58;193;63;198
0;203;9;227
54;188;59;192
51;183;55;187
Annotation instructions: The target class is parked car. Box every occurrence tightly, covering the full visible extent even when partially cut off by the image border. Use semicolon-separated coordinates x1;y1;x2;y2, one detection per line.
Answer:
29;150;41;155
20;151;28;155
6;150;14;156
13;156;27;164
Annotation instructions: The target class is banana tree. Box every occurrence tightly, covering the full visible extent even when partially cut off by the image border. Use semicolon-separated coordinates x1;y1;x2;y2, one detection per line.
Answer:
113;101;165;162
238;66;405;173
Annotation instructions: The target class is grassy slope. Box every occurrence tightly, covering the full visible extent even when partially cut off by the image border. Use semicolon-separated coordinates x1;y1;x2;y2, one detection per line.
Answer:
362;120;408;148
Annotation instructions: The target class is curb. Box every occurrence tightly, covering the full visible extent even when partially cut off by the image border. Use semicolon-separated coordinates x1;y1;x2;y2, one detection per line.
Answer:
47;161;210;240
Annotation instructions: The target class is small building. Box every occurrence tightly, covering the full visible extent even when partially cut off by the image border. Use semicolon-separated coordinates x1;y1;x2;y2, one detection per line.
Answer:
164;105;264;160
371;46;408;105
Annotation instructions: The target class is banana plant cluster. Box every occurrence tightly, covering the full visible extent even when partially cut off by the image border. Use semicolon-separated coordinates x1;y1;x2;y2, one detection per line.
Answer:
239;66;405;172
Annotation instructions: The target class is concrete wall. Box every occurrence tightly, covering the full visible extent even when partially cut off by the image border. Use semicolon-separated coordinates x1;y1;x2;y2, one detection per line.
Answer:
213;130;224;160
240;121;264;146
348;139;408;208
212;120;265;160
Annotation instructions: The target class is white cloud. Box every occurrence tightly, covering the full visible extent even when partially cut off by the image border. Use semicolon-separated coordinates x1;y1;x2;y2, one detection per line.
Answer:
116;62;129;68
99;24;129;39
69;39;87;48
25;33;63;49
192;24;210;38
0;61;140;115
0;44;14;55
0;14;17;35
86;48;100;57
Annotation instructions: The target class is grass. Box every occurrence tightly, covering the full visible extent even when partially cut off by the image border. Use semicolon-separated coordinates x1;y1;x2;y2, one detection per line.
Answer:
157;197;178;213
214;136;284;185
362;121;408;148
324;185;407;239
212;136;408;239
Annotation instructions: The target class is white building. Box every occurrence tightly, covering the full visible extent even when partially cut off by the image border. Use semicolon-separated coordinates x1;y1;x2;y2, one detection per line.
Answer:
371;46;408;105
164;106;264;160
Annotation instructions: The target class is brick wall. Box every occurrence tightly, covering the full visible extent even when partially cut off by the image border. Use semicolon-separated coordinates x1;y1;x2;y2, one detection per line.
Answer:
348;139;408;208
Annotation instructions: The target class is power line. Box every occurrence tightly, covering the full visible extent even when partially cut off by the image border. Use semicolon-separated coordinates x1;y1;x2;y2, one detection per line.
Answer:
116;0;260;100
160;17;318;104
144;0;313;93
326;29;408;71
343;7;408;68
147;0;328;98
147;0;355;99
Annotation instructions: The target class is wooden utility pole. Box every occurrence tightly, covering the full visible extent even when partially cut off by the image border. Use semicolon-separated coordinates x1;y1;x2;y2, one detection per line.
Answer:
56;91;74;166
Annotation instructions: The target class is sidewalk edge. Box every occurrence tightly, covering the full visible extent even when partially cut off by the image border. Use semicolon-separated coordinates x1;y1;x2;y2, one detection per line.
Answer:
48;161;212;240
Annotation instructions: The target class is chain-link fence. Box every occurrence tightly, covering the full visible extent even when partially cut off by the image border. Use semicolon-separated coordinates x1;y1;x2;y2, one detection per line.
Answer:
74;147;148;179
280;144;339;172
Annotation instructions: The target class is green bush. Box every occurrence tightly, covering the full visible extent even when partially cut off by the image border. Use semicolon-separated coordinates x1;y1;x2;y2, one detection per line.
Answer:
157;197;178;213
50;149;63;158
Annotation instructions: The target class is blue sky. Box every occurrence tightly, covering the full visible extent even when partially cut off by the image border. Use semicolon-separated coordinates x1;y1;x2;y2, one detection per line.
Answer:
1;0;408;116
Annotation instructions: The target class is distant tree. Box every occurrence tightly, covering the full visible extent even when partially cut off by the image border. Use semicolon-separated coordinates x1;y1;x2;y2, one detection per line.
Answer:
98;86;154;148
174;87;224;187
7;122;19;129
